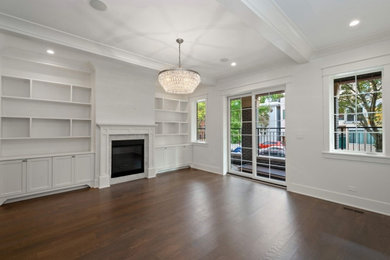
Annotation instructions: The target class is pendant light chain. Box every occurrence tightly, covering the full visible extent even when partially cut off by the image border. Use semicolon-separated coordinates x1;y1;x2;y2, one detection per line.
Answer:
178;41;181;68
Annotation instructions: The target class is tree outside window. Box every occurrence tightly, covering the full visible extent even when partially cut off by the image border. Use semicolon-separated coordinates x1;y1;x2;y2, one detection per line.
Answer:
196;100;206;142
334;71;382;152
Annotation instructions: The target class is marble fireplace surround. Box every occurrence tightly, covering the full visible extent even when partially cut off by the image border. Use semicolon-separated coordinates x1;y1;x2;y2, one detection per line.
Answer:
97;124;156;188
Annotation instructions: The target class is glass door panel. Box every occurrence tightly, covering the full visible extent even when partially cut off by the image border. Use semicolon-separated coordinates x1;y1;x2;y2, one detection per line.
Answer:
229;96;252;175
229;91;286;185
256;91;286;181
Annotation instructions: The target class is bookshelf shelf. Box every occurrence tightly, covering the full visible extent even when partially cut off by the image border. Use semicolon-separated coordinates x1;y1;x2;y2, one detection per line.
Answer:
154;96;190;147
1;74;93;158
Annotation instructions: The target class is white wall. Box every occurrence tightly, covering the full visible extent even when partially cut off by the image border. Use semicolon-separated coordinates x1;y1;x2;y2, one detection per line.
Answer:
190;85;224;174
94;59;156;125
0;32;158;127
190;39;390;215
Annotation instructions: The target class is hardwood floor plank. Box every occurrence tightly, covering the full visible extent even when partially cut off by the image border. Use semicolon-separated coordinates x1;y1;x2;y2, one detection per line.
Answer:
0;168;389;259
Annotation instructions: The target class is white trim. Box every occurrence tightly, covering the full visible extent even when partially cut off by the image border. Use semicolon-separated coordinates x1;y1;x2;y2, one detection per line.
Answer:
110;173;146;185
190;163;222;175
288;182;390;216
190;95;208;143
191;141;208;146
216;0;312;63
323;65;387;157
157;166;190;174
0;151;94;162
226;86;287;185
0;12;167;71
0;13;218;85
322;151;390;164
1;184;91;206
97;124;156;188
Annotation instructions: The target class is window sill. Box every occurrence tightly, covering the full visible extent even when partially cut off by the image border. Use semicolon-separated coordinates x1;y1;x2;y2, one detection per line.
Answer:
322;151;390;164
192;141;208;147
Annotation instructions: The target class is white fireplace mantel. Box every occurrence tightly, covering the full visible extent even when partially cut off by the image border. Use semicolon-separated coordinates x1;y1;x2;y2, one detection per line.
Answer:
97;123;156;188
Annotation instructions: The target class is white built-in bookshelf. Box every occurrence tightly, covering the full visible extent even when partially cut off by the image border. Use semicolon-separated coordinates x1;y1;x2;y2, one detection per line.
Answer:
0;76;93;157
0;53;95;204
154;96;189;147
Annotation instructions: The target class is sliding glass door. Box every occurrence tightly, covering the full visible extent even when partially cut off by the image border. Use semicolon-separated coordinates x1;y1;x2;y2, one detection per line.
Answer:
229;90;286;185
229;95;253;176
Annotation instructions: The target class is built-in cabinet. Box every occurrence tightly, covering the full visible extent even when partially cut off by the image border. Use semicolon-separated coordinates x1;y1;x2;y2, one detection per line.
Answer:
0;154;94;204
0;55;95;205
154;95;192;173
155;145;191;172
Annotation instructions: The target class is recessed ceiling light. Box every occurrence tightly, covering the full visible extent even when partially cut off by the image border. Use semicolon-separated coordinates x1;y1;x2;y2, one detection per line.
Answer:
349;19;360;27
46;49;55;55
90;0;107;11
230;62;237;67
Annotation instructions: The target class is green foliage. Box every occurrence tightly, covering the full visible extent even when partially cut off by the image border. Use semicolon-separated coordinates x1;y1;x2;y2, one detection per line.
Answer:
229;93;284;144
257;93;284;128
230;99;242;144
197;101;206;128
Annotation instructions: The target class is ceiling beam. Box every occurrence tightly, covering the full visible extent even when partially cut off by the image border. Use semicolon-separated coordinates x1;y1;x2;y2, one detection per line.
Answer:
217;0;312;63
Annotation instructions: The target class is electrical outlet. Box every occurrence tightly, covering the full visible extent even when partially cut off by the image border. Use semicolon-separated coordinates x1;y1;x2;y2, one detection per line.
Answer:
348;186;357;192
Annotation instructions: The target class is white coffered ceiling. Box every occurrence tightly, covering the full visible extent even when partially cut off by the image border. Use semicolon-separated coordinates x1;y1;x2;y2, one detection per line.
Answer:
273;0;390;52
0;0;389;81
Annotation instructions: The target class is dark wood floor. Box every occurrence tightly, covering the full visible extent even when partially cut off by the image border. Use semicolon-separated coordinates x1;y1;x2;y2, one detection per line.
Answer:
1;169;390;259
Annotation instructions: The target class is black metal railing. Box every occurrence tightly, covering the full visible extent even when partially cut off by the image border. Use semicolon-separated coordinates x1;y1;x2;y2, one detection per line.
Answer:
197;127;206;142
334;126;382;152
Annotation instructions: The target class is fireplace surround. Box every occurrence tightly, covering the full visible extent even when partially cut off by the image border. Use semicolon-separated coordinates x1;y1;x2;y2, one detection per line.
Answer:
97;124;156;188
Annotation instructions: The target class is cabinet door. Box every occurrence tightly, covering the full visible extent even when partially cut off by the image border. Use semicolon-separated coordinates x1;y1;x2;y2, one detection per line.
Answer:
178;145;192;167
53;156;73;188
155;148;165;171
0;160;25;197
27;158;52;193
165;147;177;169
74;154;94;184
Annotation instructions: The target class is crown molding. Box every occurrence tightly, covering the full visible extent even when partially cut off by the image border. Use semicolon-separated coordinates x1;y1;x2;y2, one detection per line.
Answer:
217;0;312;63
0;12;219;85
0;12;170;71
1;47;94;73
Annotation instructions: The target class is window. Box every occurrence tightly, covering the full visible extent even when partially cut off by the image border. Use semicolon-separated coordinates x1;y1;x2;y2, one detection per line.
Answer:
196;99;206;142
333;71;383;153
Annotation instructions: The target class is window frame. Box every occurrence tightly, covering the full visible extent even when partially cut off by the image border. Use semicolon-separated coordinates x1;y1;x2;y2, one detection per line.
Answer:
323;64;390;162
332;70;383;154
191;96;207;144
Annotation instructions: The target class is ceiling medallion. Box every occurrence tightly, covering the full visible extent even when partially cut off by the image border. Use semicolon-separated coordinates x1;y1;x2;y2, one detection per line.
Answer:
158;39;201;94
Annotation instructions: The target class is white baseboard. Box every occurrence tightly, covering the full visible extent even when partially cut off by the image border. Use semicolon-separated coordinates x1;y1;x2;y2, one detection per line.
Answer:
190;162;222;175
110;173;146;185
288;182;390;216
2;185;91;205
157;165;190;174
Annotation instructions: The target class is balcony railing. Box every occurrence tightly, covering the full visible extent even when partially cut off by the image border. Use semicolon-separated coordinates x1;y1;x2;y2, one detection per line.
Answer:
334;126;382;153
197;127;206;142
230;127;286;180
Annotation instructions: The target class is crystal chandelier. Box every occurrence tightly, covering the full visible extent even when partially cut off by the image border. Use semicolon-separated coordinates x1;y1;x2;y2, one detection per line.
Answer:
158;39;201;94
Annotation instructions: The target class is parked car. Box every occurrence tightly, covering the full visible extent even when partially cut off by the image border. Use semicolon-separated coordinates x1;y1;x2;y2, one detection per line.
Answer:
259;141;282;149
232;147;242;153
258;146;285;158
